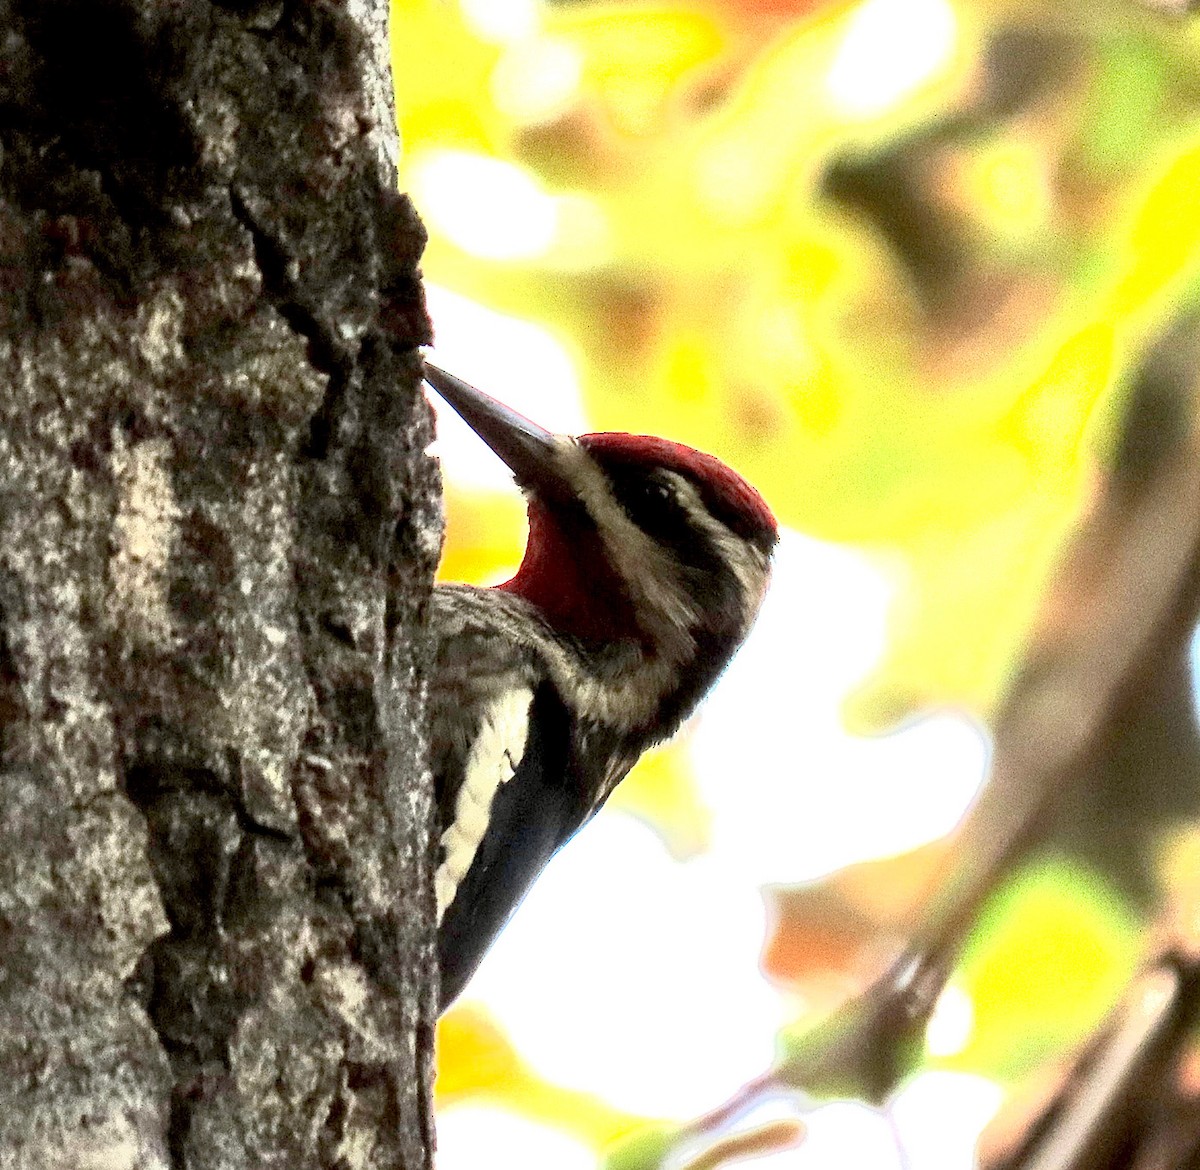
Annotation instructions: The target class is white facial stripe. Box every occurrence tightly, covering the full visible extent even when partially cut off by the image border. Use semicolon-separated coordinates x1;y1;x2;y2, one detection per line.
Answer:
431;445;773;740
433;586;676;729
548;650;678;729
526;460;772;733
436;686;534;921
665;473;772;627
553;441;697;653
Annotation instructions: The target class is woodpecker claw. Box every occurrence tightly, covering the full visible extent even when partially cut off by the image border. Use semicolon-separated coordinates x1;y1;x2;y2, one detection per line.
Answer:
423;362;573;502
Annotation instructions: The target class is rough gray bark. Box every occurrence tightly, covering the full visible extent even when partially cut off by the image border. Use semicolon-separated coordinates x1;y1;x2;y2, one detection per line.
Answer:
0;1;440;1166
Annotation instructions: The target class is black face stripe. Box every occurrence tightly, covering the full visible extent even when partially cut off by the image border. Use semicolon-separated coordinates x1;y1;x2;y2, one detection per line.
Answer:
595;461;766;641
580;432;776;545
650;622;744;734
599;463;731;574
590;448;772;554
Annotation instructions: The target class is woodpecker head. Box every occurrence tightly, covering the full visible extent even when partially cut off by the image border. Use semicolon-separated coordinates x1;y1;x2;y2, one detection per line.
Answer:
425;363;776;724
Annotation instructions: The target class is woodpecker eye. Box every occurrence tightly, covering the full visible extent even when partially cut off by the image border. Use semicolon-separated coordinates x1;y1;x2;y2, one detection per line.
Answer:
601;468;682;532
641;479;675;505
621;476;682;521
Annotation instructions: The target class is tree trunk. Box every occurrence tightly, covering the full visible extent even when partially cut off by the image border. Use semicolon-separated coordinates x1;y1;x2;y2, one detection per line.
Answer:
0;1;439;1166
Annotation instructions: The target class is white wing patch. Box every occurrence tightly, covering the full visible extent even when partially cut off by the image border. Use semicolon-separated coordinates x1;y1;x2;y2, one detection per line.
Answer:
436;686;534;922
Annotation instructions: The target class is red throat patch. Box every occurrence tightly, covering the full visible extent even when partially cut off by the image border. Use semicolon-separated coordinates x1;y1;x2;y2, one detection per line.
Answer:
497;498;643;644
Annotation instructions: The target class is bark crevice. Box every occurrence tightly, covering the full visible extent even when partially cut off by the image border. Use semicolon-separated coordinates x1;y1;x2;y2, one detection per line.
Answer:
0;0;439;1165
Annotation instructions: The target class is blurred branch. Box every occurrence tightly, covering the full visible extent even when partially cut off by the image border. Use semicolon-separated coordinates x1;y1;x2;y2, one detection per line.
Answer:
981;863;1200;1170
981;956;1200;1170
675;1120;806;1170
823;26;1081;318
684;315;1200;1154
979;729;1200;1170
1137;1;1200;14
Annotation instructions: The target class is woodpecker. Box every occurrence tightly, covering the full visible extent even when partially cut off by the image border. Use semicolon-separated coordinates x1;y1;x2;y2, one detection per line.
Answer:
424;363;777;1009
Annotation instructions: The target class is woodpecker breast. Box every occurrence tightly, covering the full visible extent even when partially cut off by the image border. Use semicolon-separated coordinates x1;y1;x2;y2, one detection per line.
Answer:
423;364;776;1009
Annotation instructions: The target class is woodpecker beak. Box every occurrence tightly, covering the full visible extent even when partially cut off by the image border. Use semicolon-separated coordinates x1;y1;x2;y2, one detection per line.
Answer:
423;363;575;502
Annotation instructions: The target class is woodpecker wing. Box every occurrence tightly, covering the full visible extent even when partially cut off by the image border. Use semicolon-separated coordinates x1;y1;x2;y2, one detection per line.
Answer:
435;680;579;1008
424;369;777;1012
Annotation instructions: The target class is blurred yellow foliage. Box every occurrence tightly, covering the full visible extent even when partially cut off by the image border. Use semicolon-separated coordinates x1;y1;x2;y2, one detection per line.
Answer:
605;733;713;858
952;859;1140;1078
396;0;1200;1145
436;485;526;585
397;0;1200;719
437;1005;654;1146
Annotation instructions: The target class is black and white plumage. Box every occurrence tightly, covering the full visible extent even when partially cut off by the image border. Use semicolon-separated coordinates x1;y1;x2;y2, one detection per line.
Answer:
424;364;777;1009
